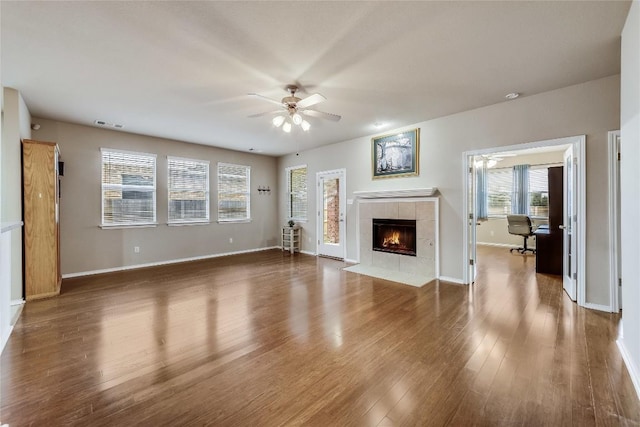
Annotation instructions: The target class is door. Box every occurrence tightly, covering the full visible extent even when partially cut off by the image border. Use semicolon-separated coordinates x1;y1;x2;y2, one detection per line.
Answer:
317;169;346;259
562;146;577;301
468;155;478;282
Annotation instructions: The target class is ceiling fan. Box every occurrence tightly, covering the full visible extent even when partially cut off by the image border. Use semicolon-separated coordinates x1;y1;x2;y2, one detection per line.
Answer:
248;85;341;132
475;153;517;168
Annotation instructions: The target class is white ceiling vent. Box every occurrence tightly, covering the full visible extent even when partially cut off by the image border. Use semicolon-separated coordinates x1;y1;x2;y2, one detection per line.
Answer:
94;120;124;129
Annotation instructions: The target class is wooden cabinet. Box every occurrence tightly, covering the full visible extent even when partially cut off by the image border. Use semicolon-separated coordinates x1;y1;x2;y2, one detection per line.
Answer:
548;166;563;231
282;226;301;254
22;140;61;300
534;166;563;275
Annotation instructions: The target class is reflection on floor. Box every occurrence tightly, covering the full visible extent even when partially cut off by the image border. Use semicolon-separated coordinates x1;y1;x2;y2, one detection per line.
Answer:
1;247;638;425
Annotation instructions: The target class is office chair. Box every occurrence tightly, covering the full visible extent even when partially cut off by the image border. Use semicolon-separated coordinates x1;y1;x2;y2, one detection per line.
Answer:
507;214;537;254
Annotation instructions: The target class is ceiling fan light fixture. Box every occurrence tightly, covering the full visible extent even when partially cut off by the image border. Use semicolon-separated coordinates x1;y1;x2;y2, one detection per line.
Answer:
292;113;303;125
301;120;310;131
272;116;285;127
282;121;292;133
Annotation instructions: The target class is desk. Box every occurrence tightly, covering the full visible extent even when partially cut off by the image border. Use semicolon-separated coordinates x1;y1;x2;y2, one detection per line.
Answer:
534;226;562;275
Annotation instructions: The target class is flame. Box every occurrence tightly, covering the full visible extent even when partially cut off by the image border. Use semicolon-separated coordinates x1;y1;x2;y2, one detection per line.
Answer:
382;231;401;247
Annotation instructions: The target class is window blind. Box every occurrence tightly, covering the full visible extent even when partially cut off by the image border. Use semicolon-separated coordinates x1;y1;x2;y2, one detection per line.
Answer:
217;163;250;222
487;168;512;216
287;165;307;220
528;166;549;217
168;157;210;223
101;149;156;225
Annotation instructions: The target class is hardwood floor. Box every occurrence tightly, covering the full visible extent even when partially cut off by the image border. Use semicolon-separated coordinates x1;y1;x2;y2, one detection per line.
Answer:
1;246;639;426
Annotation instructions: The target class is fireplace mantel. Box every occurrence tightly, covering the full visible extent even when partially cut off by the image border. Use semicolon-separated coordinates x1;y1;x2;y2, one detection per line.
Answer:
353;188;438;199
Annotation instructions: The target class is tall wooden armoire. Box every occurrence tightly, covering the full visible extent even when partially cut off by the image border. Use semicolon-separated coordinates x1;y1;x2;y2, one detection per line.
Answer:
22;139;61;300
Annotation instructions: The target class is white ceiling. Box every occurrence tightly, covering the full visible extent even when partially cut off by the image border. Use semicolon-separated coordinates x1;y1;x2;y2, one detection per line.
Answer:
1;1;630;156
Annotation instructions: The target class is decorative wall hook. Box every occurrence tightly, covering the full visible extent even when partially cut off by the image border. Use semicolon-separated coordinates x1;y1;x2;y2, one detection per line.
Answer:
258;186;271;194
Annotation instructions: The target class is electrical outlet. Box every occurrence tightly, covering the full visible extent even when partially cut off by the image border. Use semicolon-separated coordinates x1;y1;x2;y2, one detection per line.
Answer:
134;246;140;253
229;237;233;243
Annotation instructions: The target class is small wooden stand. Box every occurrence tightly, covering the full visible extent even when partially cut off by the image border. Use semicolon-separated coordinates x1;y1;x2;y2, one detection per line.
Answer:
282;226;301;254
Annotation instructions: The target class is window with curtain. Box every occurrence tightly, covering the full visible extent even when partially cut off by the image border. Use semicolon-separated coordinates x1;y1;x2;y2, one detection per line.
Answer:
486;164;554;218
287;165;307;221
217;163;250;222
168;157;209;224
528;166;549;217
101;148;156;226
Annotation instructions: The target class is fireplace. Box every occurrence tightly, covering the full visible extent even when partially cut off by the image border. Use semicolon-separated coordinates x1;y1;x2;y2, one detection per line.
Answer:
372;218;417;256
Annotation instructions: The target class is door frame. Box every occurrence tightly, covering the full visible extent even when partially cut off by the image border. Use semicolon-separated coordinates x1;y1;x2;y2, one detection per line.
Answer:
316;168;347;259
462;135;586;305
608;130;621;312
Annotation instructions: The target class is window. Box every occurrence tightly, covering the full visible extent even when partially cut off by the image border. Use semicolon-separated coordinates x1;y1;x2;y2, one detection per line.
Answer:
217;163;250;222
168;157;210;224
487;168;512;216
528;166;549;217
286;165;307;221
486;165;555;218
101;149;156;226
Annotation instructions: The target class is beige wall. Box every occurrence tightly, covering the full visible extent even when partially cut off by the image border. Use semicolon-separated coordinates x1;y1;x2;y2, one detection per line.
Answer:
278;75;619;306
1;88;31;300
32;118;279;275
620;0;640;398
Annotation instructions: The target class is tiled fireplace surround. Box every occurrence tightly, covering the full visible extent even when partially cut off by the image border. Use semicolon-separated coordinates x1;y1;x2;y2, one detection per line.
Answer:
357;196;439;284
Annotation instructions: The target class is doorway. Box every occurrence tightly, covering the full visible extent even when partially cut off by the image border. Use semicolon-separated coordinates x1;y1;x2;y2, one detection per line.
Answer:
462;135;586;305
316;169;346;259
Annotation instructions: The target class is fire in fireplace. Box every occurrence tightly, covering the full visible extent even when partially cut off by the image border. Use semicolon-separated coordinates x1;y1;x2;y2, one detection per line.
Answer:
372;218;417;256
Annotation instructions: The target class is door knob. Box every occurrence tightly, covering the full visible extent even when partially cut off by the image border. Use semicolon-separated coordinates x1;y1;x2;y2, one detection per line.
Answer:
559;225;566;230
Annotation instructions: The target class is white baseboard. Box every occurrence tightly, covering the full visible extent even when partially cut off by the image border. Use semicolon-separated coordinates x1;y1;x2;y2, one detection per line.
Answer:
62;246;280;279
10;299;24;306
300;250;316;256
344;258;358;264
617;338;640;401
583;302;613;313
438;276;465;285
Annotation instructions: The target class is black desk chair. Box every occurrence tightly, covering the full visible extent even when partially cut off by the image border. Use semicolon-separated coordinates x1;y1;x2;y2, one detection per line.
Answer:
507;214;537;254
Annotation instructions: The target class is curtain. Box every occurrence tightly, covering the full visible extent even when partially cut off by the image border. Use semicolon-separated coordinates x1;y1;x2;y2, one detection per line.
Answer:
511;164;530;214
476;159;488;220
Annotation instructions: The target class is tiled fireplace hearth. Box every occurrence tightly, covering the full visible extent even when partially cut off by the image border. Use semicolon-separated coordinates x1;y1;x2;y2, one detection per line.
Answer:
351;189;439;287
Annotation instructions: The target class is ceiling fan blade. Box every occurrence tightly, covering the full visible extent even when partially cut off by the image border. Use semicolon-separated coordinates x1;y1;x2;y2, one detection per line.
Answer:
247;110;283;118
302;109;342;122
296;93;326;109
248;93;283;107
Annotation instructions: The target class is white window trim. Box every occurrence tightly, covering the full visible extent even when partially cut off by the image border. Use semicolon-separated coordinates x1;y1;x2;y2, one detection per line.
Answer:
217;162;251;223
286;164;308;222
100;148;157;227
167;156;210;225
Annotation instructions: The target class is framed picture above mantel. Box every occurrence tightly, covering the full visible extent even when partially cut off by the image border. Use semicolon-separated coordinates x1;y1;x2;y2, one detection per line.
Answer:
372;128;420;179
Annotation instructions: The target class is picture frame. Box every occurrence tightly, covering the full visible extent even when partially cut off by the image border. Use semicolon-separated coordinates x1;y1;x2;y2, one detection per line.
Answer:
372;128;420;179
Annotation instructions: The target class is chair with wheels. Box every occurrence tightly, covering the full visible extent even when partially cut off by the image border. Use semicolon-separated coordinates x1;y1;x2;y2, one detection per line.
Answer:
507;214;537;254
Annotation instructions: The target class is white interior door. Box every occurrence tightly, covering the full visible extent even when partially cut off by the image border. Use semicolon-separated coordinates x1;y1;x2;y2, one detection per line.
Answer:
562;146;577;301
317;169;346;259
468;155;478;282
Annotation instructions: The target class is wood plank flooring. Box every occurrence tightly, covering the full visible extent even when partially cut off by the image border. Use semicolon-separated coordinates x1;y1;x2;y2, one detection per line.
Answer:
1;246;639;426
